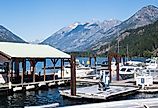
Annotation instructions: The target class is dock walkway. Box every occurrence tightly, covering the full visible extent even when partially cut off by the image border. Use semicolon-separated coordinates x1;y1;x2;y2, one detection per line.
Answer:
63;97;158;108
60;85;139;100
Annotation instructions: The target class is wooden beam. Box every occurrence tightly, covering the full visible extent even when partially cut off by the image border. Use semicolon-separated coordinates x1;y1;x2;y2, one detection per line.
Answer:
21;59;26;84
15;60;19;81
70;55;76;96
116;56;120;81
61;59;63;79
94;56;97;67
108;56;112;82
61;58;64;78
51;58;59;80
89;57;92;67
44;59;46;81
8;61;12;83
29;59;37;82
51;58;58;65
11;60;14;82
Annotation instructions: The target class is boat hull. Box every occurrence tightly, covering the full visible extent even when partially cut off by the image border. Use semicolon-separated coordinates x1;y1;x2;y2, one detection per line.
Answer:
120;74;134;80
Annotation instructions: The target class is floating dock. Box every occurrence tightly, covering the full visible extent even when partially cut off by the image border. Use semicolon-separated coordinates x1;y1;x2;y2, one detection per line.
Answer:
63;98;158;108
60;85;139;100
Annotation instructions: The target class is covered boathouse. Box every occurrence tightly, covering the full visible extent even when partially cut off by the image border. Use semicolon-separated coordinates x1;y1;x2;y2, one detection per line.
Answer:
0;42;71;84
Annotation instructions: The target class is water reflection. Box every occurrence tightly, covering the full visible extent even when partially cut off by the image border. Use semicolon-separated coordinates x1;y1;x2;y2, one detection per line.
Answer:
0;88;158;107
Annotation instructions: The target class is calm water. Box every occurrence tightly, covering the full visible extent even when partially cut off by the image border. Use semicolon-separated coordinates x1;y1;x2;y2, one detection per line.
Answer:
0;86;158;108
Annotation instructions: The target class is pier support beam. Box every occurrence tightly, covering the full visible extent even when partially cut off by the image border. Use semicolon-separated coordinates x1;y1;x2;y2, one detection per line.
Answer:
60;59;64;79
11;60;14;82
51;59;58;80
116;57;120;81
15;60;19;81
44;59;46;81
108;53;121;81
94;55;97;67
30;60;37;82
22;59;26;84
108;56;112;82
70;55;76;96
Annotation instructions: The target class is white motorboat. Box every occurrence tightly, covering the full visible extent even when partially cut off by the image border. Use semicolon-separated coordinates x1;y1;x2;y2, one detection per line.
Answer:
145;58;158;69
57;60;94;78
141;68;158;78
119;65;142;80
126;60;143;66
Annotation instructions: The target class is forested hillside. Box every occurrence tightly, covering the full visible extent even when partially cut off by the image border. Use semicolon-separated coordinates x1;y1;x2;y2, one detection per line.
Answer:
109;20;158;57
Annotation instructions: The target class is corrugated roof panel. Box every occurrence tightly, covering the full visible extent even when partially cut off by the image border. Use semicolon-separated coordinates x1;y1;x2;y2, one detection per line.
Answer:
0;42;70;58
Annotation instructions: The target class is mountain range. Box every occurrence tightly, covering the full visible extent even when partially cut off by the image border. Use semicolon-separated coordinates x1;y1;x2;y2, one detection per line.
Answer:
42;5;158;53
94;5;158;54
42;20;121;51
0;25;25;43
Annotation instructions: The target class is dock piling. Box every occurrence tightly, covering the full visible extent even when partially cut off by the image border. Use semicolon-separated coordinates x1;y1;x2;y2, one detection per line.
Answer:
70;55;76;96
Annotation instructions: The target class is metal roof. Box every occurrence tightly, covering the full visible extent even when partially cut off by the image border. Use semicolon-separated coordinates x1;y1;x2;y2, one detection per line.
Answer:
0;42;70;58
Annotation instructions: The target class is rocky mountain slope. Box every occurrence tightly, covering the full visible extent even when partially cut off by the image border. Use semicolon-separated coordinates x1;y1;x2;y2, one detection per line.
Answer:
0;25;25;43
107;20;158;57
93;5;158;52
42;5;158;53
42;20;121;51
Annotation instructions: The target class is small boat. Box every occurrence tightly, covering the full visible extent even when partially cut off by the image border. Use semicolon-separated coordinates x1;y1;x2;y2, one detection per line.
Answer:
145;58;158;69
57;59;94;78
119;65;142;80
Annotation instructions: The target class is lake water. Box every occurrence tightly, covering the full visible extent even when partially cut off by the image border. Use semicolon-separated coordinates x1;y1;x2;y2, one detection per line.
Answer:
0;86;158;107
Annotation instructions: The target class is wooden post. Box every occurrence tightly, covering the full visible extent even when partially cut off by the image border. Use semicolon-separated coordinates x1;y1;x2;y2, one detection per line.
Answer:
30;60;36;82
21;60;24;84
15;60;19;81
62;59;64;78
8;61;12;84
61;59;63;79
116;56;120;81
51;59;58;80
94;55;97;67
70;55;76;96
53;64;56;80
22;59;26;84
108;56;112;82
11;60;14;82
33;62;36;82
89;57;92;67
44;59;46;81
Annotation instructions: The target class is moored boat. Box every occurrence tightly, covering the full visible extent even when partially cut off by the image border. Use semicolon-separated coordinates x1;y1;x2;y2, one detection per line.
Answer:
57;59;94;78
119;65;142;80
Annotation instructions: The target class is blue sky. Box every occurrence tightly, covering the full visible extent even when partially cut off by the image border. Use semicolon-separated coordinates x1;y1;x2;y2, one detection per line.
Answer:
0;0;158;42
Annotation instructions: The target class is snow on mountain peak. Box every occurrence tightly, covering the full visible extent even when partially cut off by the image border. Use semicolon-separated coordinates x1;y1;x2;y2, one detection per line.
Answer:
68;22;80;29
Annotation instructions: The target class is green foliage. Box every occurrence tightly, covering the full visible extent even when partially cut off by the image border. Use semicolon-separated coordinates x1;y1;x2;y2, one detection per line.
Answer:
101;20;158;57
143;50;152;57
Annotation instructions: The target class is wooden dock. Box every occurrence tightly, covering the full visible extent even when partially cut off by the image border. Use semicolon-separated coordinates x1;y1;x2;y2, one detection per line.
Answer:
0;78;71;92
63;98;158;108
11;79;70;87
59;85;139;100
